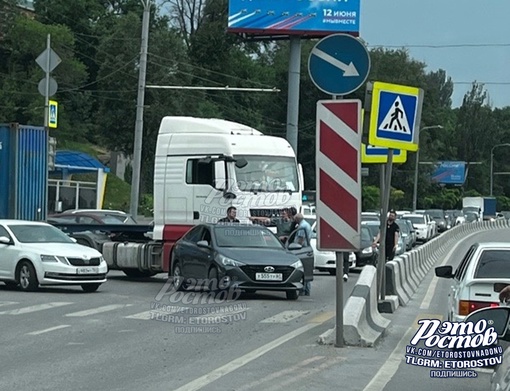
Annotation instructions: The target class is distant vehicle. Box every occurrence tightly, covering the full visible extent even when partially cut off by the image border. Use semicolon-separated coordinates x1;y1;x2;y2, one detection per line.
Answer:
398;218;416;248
169;223;312;300
403;214;430;242
425;209;448;232
445;209;462;227
396;211;411;218
435;242;510;321
354;226;378;267
0;220;107;292
361;220;380;242
464;212;479;223
395;234;406;256
48;209;138;225
361;212;380;222
396;219;413;251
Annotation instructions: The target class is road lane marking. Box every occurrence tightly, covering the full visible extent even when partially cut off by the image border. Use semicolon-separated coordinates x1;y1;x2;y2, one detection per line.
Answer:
260;310;310;323
412;314;443;330
308;311;335;324
235;356;325;391
420;230;481;310
125;307;191;320
191;307;250;319
0;301;18;308
65;304;133;317
173;322;321;391
0;302;73;315
27;325;71;335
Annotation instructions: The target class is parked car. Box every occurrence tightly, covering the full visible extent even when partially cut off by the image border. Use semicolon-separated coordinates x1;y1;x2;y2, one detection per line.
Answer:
169;223;313;300
399;218;417;247
435;242;510;321
425;209;448;232
309;220;356;275
0;220;107;292
48;209;138;225
354;226;379;267
396;219;413;251
403;214;430;242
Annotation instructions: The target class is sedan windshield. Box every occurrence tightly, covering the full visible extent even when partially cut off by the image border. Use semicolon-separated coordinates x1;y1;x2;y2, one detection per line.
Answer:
426;210;444;219
214;226;283;248
233;155;299;193
8;225;75;243
406;216;426;225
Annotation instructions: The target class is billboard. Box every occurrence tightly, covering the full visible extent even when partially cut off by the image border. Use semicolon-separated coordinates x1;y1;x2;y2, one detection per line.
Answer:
431;161;466;185
227;0;360;37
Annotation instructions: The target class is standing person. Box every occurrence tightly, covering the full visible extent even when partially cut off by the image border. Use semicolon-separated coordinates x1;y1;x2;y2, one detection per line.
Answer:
218;206;240;223
293;213;313;296
343;252;351;282
372;209;400;261
249;207;297;242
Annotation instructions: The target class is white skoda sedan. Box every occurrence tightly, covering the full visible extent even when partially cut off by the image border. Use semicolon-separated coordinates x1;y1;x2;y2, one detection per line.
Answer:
0;220;108;292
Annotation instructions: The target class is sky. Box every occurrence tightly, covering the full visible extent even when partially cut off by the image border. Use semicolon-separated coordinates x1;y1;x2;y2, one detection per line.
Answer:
360;0;510;108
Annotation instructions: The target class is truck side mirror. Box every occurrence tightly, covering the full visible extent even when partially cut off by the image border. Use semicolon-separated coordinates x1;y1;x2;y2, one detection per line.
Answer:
223;191;236;199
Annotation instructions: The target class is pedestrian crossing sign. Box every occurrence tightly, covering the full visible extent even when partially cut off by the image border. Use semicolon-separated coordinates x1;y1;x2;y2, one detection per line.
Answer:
368;82;424;151
48;100;58;129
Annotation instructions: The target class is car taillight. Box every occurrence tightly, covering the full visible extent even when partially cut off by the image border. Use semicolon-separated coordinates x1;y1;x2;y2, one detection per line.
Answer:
459;300;499;316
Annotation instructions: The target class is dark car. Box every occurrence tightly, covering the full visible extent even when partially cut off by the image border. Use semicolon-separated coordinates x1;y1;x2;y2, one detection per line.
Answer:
169;223;314;300
355;226;378;267
425;209;448;232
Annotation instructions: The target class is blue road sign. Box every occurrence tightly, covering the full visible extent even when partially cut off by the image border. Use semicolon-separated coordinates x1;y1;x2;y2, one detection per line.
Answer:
308;33;370;96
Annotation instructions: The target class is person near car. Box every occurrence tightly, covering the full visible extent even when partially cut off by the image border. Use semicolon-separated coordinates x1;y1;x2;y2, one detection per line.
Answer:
218;206;240;223
372;209;400;261
500;285;510;303
249;207;297;242
294;213;312;296
343;252;351;282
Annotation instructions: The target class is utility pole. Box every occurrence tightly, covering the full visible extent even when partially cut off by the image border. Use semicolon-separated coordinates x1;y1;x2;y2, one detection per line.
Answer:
130;0;151;218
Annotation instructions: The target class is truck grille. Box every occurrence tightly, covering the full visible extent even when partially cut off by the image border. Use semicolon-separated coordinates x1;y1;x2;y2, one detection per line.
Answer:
66;257;101;266
240;265;294;281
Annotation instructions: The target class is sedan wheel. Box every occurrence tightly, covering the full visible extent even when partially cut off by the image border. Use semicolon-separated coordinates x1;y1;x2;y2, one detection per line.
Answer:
286;290;299;300
17;261;38;292
172;262;187;291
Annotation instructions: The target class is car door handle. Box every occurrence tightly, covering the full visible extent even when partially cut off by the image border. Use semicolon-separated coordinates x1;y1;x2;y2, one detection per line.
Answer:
306;252;313;257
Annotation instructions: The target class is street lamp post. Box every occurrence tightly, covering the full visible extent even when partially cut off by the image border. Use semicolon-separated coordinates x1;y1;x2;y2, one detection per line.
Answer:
412;125;443;211
490;143;510;196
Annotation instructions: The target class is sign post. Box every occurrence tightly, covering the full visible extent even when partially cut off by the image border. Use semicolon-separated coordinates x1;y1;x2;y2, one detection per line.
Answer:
368;82;424;300
36;34;61;129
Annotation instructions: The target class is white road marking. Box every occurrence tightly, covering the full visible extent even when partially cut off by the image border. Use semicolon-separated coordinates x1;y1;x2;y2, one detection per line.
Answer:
0;301;18;308
0;302;73;315
65;304;133;317
67;342;85;346
420;231;481;309
125;310;158;320
27;325;71;336
125;307;190;320
172;323;320;391
235;356;325;391
476;368;494;374
260;310;310;323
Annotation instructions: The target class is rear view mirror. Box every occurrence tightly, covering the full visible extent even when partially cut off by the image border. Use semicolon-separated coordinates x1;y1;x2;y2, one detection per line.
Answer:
465;307;510;338
435;265;454;279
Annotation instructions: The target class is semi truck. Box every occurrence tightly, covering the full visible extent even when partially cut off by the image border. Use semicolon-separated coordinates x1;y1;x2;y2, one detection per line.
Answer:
462;196;497;221
51;117;304;278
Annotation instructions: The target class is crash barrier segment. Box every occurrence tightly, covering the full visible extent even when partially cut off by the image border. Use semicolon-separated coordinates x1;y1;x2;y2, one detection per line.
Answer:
386;219;510;306
319;265;390;347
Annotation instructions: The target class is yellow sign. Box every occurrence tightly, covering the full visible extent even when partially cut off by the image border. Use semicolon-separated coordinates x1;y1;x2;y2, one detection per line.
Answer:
368;82;424;151
48;100;58;129
361;144;407;164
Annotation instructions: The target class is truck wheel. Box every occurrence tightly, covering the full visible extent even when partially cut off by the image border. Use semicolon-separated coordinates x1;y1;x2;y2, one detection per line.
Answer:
123;269;157;278
81;283;101;293
17;261;39;292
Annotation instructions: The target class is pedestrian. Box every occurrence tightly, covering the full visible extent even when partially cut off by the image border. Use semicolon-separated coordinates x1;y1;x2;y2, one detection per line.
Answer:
218;206;240;223
372;209;400;261
343;252;351;282
249;207;297;242
293;213;313;296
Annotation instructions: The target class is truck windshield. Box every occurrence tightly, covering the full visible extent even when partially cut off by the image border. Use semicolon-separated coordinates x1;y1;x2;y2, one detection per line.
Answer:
234;155;299;193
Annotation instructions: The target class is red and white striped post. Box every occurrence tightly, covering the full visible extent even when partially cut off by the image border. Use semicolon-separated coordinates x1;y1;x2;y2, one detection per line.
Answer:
316;99;362;347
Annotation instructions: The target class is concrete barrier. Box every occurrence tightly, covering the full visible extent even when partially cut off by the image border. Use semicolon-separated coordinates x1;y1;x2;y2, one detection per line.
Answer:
385;261;410;306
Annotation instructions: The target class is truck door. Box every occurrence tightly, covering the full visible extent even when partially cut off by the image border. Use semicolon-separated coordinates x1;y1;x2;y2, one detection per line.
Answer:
186;158;230;224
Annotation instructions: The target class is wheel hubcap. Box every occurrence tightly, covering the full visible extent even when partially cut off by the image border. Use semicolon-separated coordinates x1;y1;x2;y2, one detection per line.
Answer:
173;266;183;287
20;266;30;289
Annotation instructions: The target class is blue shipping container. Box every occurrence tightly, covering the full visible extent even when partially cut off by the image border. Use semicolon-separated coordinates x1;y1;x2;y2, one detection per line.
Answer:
0;124;48;221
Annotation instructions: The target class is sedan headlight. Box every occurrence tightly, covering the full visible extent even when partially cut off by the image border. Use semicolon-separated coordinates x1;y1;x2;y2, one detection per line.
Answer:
291;260;304;271
218;254;245;267
40;255;70;265
362;247;373;255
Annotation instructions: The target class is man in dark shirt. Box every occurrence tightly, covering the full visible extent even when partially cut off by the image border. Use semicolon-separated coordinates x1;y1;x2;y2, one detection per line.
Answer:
218;206;240;223
372;209;400;261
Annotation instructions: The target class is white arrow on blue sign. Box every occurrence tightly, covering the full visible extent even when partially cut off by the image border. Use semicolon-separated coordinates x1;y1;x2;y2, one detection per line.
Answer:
308;33;371;96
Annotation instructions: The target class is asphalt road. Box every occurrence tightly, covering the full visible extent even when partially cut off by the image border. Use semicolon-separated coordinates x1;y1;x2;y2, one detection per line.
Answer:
0;267;360;391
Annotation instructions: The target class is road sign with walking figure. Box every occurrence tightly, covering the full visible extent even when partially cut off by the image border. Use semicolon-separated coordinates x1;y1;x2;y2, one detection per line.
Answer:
368;82;424;151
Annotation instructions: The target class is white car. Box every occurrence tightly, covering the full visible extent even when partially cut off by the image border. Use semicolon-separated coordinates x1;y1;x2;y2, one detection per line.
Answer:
403;214;430;242
309;221;356;274
435;242;510;322
0;220;108;292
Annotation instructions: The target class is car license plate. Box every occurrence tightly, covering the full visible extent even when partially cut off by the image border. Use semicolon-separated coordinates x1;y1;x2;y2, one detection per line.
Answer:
255;273;283;281
77;267;99;275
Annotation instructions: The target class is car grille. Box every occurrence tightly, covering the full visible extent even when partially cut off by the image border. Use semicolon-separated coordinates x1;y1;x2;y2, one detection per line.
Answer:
66;257;101;266
240;265;295;281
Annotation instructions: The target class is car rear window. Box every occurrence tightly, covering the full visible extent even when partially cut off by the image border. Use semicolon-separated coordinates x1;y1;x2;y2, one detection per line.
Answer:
474;250;510;279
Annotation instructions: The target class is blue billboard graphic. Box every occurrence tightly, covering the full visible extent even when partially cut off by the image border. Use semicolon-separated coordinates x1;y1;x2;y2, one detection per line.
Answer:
431;161;466;185
227;0;360;37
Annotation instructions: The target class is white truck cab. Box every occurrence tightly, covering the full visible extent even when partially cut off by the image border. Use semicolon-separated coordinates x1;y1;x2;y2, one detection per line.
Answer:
152;117;303;241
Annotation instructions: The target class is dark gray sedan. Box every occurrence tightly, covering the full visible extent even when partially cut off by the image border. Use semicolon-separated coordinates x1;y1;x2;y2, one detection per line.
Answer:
169;223;314;300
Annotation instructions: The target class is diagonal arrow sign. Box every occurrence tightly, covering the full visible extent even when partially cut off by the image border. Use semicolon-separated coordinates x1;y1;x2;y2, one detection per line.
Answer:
311;48;360;77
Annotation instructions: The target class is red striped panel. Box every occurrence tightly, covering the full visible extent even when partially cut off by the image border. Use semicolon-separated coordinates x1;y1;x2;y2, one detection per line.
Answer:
319;218;354;250
319;169;358;231
323;102;359;133
320;121;358;181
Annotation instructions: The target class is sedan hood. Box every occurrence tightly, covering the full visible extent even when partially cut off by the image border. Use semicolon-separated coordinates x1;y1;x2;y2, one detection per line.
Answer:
21;243;102;258
219;247;299;265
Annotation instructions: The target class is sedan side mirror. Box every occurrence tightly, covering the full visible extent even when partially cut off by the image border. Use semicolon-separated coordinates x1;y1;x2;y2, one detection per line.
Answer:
465;307;510;339
70;237;77;243
435;265;454;279
288;243;302;250
197;240;210;248
0;236;11;245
